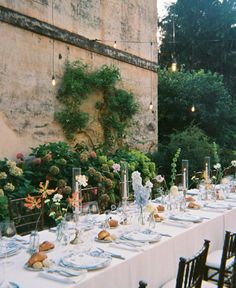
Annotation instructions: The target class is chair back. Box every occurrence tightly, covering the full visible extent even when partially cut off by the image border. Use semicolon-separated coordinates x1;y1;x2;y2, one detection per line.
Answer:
230;255;236;288
219;231;236;287
8;196;44;235
176;240;210;288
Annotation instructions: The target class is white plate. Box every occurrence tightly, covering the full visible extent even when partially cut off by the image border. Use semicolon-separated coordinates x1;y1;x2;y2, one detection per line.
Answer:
0;242;21;258
60;252;112;271
205;203;231;209
228;193;236;199
169;213;202;223
187;189;199;196
121;229;161;243
94;237;112;243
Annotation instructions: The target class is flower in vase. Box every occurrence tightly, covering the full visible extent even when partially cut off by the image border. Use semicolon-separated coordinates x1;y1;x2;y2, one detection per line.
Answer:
154;175;165;183
39;180;55;198
131;171;152;207
52;193;63;202
214;163;221;170
231;160;236;167
68;192;82;208
24;195;42;210
75;175;88;187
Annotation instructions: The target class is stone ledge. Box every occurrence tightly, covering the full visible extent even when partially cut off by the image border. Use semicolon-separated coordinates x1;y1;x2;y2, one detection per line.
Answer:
0;5;158;72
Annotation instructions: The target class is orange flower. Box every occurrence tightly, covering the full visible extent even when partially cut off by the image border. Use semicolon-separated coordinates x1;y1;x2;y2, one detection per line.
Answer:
39;180;55;198
68;192;82;208
24;195;41;210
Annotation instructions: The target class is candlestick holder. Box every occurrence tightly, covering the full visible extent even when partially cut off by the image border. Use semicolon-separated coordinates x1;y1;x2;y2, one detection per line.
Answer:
204;156;211;182
120;161;129;200
72;167;82;215
181;159;189;192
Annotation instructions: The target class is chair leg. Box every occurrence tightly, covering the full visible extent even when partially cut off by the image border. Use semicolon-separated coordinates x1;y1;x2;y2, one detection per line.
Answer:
204;267;209;281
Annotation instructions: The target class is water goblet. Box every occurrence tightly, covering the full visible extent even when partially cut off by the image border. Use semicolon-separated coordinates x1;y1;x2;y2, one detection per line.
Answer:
0;221;17;288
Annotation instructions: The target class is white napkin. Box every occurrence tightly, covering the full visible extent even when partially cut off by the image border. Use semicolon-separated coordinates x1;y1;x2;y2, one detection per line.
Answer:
162;220;192;228
39;271;86;284
201;208;225;213
109;243;141;252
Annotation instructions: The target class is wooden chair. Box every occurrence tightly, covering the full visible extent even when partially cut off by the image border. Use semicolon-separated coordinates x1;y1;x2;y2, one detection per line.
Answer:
8;196;44;235
162;240;210;288
202;255;236;287
204;231;236;288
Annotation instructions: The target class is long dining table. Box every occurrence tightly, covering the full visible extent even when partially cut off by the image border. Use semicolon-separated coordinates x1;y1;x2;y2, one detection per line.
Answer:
2;198;236;288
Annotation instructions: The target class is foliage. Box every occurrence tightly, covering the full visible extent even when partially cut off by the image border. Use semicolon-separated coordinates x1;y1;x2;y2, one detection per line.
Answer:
151;126;214;183
56;60;138;145
0;158;35;198
158;68;236;149
0;196;9;221
159;0;236;98
169;148;181;188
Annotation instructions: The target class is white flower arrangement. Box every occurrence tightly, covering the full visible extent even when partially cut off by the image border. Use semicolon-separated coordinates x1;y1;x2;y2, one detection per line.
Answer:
131;171;153;207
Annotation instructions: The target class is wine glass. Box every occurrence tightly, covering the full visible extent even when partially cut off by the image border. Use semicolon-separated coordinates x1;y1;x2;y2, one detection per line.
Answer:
0;221;17;288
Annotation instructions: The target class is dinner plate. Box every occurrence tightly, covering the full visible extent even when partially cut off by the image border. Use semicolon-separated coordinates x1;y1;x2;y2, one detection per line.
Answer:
121;229;161;243
187;189;199;196
94;237;112;243
169;213;202;223
60;252;112;271
228;193;236;200
204;202;231;209
0;242;21;258
9;282;20;288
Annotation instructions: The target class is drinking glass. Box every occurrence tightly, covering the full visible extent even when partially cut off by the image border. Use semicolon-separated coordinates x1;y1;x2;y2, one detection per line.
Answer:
0;221;17;288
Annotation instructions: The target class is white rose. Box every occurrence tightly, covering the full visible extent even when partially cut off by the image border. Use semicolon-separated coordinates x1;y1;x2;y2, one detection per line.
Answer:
170;185;179;196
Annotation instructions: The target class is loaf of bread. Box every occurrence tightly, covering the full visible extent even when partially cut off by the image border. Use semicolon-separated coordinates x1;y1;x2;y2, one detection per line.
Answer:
39;241;55;252
98;230;110;240
188;202;200;209
108;219;118;228
186;196;195;202
157;205;165;212
27;252;47;267
153;213;164;222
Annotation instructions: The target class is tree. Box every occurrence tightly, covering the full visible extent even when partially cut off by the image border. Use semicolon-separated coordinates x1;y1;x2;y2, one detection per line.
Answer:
159;0;236;97
158;69;236;149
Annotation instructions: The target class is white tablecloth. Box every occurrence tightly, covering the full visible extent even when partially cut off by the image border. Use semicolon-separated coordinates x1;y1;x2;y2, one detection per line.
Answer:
2;202;236;288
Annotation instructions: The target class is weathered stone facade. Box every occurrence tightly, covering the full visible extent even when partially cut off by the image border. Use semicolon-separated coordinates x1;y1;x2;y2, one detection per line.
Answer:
0;0;158;158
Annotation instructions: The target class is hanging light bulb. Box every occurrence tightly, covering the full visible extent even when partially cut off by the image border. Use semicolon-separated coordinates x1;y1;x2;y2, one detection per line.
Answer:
113;41;117;48
52;75;56;86
149;101;153;110
191;104;195;112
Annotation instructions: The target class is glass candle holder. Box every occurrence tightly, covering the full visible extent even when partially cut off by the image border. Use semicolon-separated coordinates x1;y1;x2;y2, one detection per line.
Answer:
182;159;189;191
72;167;82;215
204;157;211;181
120;162;129;200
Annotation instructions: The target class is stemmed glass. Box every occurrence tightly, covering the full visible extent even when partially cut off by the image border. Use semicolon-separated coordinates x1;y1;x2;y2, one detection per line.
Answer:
0;221;17;288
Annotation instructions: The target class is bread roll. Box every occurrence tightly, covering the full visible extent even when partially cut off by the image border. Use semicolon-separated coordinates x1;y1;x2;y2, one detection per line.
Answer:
27;252;47;267
108;219;118;228
157;205;165;212
98;230;110;240
185;196;195;202
39;241;55;252
188;202;200;209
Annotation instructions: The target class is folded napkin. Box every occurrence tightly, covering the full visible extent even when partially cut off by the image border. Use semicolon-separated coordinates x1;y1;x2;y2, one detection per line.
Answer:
39;271;86;284
201;208;225;213
162;220;192;228
109;243;141;252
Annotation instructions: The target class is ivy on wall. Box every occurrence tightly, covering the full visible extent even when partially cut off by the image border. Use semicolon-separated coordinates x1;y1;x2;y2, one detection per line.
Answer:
55;60;138;147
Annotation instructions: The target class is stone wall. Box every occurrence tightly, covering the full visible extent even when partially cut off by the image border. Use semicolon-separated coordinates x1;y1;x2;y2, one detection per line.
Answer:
0;0;158;158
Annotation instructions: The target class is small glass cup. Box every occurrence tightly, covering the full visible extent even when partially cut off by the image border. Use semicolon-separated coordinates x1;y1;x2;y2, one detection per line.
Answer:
28;230;39;254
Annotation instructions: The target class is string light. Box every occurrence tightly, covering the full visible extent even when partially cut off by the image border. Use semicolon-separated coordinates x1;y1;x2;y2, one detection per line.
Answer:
51;0;56;86
191;104;196;112
149;101;153;110
170;18;177;72
52;75;56;86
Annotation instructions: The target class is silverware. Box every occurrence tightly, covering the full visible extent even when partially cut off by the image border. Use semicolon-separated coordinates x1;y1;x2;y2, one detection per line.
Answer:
47;268;82;277
159;233;172;237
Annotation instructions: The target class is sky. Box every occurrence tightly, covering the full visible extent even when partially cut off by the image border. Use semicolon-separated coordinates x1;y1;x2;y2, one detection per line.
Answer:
158;0;176;18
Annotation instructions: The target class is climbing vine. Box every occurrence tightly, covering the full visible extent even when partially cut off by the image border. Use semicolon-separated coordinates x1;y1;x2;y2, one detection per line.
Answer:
55;60;138;147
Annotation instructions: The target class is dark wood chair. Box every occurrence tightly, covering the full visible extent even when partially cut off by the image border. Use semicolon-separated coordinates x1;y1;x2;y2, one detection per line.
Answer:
162;240;210;288
204;231;236;288
81;186;100;214
8;196;44;235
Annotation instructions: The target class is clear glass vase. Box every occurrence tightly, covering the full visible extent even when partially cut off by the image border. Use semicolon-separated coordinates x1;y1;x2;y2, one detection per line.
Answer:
138;206;145;226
